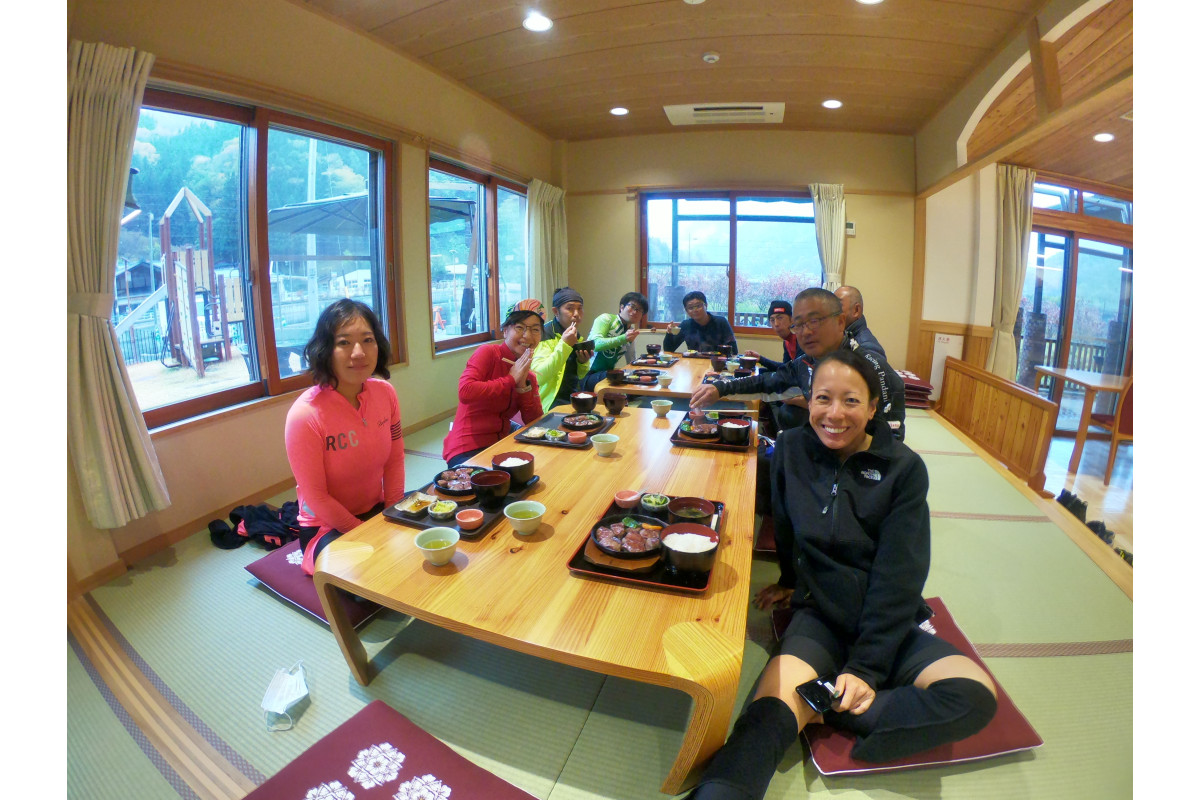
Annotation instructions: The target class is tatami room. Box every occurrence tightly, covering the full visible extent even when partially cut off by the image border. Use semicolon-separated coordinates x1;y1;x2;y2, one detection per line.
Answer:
59;1;1165;798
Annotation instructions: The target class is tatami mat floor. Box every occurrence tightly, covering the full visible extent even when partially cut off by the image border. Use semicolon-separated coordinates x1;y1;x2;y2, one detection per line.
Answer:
67;409;1132;799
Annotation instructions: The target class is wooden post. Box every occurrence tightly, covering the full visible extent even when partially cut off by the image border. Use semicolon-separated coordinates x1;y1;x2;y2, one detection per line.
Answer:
1027;17;1063;120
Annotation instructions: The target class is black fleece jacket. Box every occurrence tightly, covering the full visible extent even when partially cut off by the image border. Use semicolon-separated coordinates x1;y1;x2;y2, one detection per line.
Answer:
771;416;931;689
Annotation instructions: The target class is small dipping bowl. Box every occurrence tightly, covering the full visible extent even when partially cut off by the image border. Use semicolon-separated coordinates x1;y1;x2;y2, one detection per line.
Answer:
455;508;484;531
504;500;546;535
646;343;662;356
640;492;671;516
659;374;674;389
688;408;707;421
591;433;619;456
570;391;598;413
651;399;672;418
667;496;717;526
414;527;459;566
614;489;642;509
428;499;458;521
718;418;752;446
470;470;512;510
662;523;719;573
492;450;535;485
602;392;628;415
567;430;589;445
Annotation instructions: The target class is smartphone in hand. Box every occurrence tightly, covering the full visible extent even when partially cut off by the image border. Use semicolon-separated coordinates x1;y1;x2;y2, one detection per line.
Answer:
571;340;595;351
796;675;840;714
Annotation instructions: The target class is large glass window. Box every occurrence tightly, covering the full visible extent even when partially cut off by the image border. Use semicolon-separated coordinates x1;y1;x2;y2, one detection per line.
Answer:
641;192;821;330
428;159;527;351
1013;176;1132;436
114;91;397;428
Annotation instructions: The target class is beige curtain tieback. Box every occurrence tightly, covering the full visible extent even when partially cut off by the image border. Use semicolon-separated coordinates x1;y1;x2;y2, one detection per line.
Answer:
69;292;115;318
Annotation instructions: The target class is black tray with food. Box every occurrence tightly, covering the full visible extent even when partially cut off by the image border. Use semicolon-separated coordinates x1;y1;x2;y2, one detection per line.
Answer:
383;473;541;539
670;413;757;452
701;371;734;385
514;412;617;449
566;495;725;594
620;370;659;386
631;356;680;368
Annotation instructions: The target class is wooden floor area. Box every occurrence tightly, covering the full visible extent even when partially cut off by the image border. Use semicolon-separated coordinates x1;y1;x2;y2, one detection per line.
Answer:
1041;432;1132;553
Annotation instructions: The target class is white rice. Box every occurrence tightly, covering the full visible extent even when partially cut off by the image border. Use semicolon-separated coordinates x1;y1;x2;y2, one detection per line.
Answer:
498;457;530;468
663;532;717;553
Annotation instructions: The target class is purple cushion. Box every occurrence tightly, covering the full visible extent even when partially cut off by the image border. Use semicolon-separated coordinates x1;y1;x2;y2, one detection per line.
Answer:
801;597;1043;775
244;700;537;799
245;540;379;627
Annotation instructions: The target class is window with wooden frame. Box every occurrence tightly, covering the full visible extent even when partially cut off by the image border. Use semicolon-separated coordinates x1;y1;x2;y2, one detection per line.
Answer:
117;89;397;429
639;191;822;332
428;158;528;352
1016;173;1132;435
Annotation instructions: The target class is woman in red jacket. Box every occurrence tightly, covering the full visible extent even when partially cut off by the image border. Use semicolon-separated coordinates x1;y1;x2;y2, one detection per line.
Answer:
442;299;547;467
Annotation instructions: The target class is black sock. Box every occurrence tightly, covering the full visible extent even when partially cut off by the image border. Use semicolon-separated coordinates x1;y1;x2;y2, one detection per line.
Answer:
826;678;996;763
689;696;797;800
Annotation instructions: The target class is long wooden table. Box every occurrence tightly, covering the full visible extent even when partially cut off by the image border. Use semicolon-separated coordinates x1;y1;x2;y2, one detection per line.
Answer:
1034;365;1130;476
595;353;759;411
314;405;758;794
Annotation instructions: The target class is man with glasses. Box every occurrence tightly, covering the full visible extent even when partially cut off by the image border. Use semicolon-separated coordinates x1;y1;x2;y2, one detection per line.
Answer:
690;288;905;441
531;287;596;413
583;291;649;390
835;285;887;360
661;290;739;355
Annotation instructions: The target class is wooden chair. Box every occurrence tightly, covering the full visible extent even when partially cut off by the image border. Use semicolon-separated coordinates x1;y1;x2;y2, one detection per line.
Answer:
1091;379;1132;485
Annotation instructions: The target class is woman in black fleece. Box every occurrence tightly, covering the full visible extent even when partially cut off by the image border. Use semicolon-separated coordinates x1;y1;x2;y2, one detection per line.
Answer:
688;350;997;800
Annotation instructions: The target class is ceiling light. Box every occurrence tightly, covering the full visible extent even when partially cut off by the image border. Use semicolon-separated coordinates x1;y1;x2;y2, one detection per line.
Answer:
822;99;843;109
610;107;629;116
683;0;707;5
522;12;553;32
856;0;886;5
1093;132;1115;143
702;51;720;64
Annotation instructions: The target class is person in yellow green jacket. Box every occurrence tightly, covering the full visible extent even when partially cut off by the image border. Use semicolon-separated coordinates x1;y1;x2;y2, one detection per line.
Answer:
530;287;595;413
582;291;649;391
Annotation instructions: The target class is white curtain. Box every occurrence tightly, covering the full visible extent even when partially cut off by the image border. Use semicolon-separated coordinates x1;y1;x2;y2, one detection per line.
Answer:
68;40;170;528
984;164;1037;380
810;183;846;290
527;178;568;306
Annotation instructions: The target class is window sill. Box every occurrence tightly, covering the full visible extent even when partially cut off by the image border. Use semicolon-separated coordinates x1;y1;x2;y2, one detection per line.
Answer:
148;388;304;440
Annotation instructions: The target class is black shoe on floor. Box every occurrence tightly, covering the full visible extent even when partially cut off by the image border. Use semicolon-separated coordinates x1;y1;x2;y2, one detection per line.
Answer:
1086;520;1114;545
1068;497;1088;522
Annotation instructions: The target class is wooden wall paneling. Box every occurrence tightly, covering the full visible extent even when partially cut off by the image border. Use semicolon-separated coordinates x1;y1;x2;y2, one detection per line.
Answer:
938;357;1057;494
907;197;927;375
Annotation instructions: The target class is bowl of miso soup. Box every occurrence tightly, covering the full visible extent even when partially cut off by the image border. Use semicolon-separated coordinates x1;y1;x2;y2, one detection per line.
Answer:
667;496;716;526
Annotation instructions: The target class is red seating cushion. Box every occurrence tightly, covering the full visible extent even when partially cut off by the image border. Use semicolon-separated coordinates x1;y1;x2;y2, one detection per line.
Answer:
244;700;538;799
245;540;379;627
774;597;1042;775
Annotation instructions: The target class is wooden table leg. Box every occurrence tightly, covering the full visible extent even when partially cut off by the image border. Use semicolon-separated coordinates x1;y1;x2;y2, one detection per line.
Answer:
1068;387;1098;475
659;622;743;794
314;575;373;686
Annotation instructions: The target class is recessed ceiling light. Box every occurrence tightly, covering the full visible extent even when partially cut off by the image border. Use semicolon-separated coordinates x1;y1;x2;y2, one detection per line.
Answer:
683;0;707;5
610;107;629;116
1093;132;1115;142
702;51;720;64
856;0;886;5
522;12;553;32
822;99;843;109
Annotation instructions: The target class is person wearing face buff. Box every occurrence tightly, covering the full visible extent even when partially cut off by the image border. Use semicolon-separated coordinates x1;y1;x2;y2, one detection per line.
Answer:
530;287;594;413
442;298;547;468
684;351;997;800
285;300;405;576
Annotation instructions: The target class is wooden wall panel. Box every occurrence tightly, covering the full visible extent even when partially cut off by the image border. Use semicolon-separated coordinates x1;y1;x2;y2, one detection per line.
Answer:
908;321;994;384
938;357;1057;494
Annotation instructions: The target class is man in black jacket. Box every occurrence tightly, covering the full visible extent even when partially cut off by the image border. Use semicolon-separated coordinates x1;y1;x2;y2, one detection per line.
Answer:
689;288;905;440
661;290;738;354
834;285;886;360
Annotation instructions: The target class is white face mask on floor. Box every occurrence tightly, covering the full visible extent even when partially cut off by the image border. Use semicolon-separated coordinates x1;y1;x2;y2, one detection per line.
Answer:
261;660;309;731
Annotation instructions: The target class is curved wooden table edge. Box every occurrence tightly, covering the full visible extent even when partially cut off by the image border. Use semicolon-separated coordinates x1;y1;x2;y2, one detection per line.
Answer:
312;571;742;795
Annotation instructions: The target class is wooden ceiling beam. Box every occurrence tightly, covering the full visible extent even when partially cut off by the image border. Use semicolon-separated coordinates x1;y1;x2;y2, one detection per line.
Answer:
1027;16;1063;119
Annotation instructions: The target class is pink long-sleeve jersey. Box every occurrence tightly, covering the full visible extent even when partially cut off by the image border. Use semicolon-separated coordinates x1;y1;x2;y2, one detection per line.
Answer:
285;379;405;546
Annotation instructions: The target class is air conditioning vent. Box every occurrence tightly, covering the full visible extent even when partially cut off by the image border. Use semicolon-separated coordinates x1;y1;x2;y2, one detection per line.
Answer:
664;102;784;126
